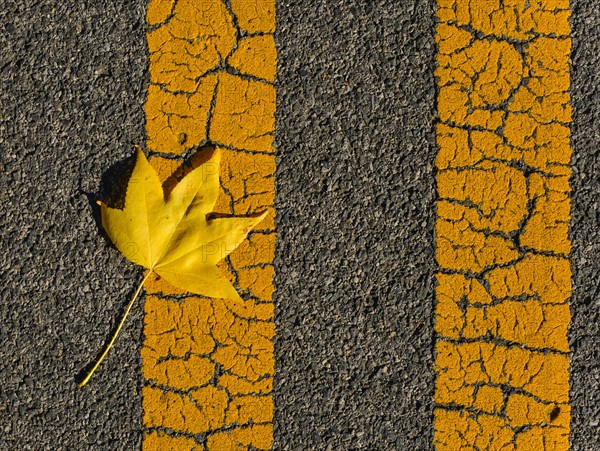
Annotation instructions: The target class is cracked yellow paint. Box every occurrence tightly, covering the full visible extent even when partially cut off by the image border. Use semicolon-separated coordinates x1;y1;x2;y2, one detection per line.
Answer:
228;35;277;82
142;0;276;449
230;0;275;33
434;1;572;449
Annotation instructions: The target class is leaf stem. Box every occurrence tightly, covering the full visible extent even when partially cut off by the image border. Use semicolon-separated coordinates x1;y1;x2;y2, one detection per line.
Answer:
79;270;152;387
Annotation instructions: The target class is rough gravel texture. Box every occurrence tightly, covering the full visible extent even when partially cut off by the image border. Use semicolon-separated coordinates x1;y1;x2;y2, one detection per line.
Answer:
0;1;147;449
274;1;438;449
1;1;599;450
570;1;600;449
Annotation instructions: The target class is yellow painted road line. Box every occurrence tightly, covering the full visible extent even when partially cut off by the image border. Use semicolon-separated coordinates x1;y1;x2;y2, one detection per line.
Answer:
140;0;276;449
434;1;572;449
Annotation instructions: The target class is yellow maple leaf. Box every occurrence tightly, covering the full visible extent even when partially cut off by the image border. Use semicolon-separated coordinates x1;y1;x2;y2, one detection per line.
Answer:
79;146;265;387
101;145;265;300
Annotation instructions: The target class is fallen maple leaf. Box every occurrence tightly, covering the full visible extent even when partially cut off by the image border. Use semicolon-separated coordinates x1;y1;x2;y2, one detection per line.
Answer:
79;146;266;387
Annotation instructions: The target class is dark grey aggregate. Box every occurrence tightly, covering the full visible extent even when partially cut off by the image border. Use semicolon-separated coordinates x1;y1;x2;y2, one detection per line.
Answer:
0;1;148;449
274;1;437;449
570;1;600;449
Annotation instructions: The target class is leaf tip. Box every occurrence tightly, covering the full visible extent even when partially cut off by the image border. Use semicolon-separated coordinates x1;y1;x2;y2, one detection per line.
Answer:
256;210;269;224
133;144;147;162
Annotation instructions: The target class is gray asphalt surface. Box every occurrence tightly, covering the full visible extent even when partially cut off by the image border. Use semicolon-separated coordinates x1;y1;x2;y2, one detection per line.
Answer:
0;1;598;450
0;1;147;449
274;1;437;449
570;0;600;448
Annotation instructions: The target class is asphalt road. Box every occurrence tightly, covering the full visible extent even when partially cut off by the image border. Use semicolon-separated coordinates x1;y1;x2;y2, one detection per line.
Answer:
274;1;437;449
1;1;147;449
0;1;598;450
569;0;600;446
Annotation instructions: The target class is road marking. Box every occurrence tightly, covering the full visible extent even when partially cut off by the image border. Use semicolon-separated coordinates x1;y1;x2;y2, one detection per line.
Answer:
141;0;276;449
434;1;572;449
